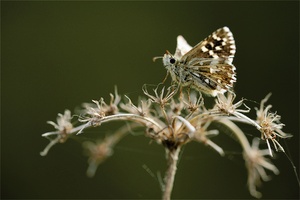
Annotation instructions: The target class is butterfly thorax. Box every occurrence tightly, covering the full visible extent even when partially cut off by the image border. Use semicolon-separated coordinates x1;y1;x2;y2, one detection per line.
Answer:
163;52;192;86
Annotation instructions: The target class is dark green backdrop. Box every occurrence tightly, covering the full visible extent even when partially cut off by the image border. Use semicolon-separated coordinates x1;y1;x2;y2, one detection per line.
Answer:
2;1;299;199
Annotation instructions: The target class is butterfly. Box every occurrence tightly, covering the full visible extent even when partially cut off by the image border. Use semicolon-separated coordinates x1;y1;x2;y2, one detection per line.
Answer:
154;27;236;96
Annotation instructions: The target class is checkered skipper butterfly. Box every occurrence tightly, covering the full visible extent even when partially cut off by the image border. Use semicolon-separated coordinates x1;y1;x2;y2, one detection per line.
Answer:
154;27;236;96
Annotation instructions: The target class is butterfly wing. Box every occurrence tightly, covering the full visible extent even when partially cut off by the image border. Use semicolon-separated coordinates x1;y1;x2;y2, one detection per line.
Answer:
163;27;236;96
181;27;236;64
188;58;236;95
174;35;192;60
175;27;237;95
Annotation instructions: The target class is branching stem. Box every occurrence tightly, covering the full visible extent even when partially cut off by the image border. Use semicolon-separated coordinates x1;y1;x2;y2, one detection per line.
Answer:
162;147;181;200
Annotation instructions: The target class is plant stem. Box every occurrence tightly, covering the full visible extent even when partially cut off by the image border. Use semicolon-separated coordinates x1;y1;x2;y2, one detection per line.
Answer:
162;147;181;200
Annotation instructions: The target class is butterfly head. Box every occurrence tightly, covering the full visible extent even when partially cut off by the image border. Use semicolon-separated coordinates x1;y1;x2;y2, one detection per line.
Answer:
153;50;177;68
163;50;177;67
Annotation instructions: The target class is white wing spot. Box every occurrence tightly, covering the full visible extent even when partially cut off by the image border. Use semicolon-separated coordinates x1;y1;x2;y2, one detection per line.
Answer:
212;34;218;40
223;27;230;32
209;50;214;55
215;46;222;51
201;46;208;52
230;49;236;54
227;32;233;37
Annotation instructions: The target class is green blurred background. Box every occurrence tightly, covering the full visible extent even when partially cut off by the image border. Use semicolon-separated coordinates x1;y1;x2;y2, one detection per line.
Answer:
2;1;299;199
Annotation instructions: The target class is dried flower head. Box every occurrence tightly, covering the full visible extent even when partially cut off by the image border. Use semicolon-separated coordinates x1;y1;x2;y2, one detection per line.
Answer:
255;93;292;155
40;110;73;156
244;138;279;198
83;140;114;177
214;92;249;115
142;84;178;107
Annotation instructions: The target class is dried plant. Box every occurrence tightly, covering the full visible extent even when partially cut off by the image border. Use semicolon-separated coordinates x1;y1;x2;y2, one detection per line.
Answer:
41;27;294;199
41;84;292;199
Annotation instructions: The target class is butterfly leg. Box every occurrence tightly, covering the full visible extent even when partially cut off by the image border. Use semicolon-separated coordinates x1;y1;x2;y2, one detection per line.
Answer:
177;85;182;100
161;72;169;84
187;86;191;103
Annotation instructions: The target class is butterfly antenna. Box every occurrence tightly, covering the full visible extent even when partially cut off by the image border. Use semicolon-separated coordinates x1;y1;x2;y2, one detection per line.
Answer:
152;56;163;62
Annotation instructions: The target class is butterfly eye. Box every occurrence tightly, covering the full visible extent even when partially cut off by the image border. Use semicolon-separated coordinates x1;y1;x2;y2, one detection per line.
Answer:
170;58;176;64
